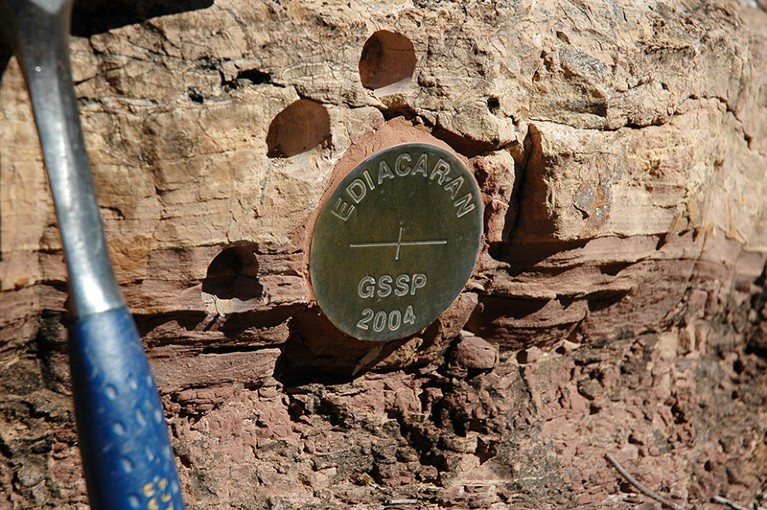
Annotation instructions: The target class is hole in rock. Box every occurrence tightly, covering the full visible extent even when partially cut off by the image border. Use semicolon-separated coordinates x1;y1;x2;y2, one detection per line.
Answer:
359;30;417;90
202;242;263;302
187;87;205;103
236;68;271;85
486;96;500;113
266;100;331;158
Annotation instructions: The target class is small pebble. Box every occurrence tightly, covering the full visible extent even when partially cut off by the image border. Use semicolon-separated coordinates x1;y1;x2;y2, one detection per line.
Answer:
453;333;498;370
517;346;542;364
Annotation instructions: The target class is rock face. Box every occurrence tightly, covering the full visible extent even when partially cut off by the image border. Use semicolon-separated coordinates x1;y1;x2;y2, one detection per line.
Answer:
1;1;767;508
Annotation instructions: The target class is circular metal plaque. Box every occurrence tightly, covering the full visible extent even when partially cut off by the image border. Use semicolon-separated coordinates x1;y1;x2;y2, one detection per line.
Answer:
310;143;483;341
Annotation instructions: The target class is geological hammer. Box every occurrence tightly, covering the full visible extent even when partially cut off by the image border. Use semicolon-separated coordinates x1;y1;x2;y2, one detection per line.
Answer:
0;1;186;508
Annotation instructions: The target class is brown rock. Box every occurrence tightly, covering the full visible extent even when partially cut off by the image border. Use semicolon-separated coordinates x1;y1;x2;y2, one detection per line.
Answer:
517;346;543;365
1;1;767;509
452;333;498;371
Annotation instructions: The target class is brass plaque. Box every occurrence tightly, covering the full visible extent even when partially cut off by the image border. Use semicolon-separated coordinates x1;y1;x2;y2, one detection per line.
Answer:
310;143;483;341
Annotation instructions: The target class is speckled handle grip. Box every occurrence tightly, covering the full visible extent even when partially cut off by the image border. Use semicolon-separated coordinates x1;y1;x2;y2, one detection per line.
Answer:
69;307;185;510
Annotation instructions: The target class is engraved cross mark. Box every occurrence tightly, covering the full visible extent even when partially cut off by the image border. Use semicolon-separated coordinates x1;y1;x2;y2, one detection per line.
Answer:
350;226;447;261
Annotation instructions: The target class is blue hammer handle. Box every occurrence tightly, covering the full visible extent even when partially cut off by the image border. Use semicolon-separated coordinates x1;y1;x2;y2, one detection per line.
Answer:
0;1;186;508
70;308;184;510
